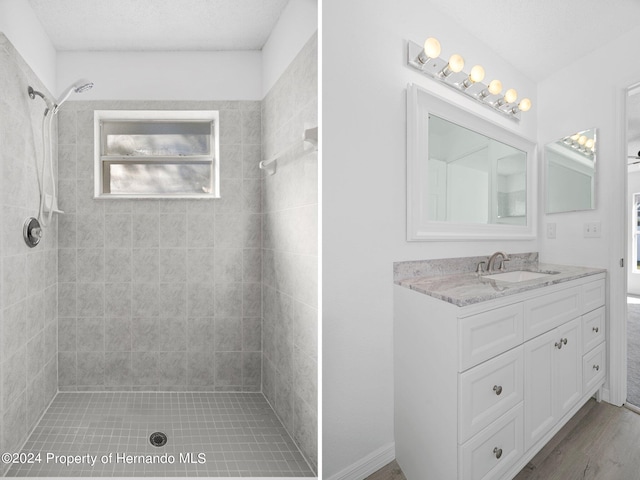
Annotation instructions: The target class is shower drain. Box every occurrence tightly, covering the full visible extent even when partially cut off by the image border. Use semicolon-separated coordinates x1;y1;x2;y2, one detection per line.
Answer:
149;432;168;447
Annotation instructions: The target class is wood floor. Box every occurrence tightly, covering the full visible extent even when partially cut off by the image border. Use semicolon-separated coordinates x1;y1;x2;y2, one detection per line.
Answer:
364;460;406;480
366;399;640;480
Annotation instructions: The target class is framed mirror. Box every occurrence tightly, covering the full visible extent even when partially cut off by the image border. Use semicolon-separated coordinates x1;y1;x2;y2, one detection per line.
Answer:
545;128;596;214
407;83;537;240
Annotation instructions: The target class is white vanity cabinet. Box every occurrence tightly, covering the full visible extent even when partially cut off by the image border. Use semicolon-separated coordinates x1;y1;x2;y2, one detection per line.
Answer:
523;317;582;451
394;273;606;480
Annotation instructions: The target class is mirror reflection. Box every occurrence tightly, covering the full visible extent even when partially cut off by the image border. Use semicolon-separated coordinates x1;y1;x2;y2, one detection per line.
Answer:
545;128;596;214
427;114;527;225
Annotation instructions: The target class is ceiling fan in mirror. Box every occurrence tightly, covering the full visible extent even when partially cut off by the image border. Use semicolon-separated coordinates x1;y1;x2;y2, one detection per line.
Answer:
628;151;640;164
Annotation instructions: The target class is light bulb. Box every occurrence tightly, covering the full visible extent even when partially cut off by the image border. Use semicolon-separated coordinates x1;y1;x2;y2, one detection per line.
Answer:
504;88;517;104
570;134;580;141
462;65;485;89
585;138;595;149
488;79;502;95
479;79;502;100
423;37;441;59
578;135;587;146
448;54;464;73
518;98;532;112
468;65;485;83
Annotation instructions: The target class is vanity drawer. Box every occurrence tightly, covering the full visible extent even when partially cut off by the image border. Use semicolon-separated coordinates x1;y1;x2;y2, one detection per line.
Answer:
523;286;581;340
459;304;524;371
583;342;606;393
582;306;605;352
582;279;605;314
459;403;524;480
459;346;523;443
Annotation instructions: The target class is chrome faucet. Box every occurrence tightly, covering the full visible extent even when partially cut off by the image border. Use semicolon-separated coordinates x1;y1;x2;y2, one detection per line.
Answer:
487;251;510;273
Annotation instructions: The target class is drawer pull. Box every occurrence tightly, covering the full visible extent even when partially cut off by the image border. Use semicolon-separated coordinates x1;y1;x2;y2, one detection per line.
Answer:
593;364;600;371
493;447;503;459
593;326;599;333
562;338;568;345
493;385;503;396
555;340;563;349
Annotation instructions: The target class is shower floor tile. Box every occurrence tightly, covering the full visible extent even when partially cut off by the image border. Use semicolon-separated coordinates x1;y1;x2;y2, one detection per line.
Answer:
6;391;314;477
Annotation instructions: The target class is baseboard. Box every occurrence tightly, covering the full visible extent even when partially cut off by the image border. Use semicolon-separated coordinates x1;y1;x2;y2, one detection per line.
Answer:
326;443;395;480
624;402;640;415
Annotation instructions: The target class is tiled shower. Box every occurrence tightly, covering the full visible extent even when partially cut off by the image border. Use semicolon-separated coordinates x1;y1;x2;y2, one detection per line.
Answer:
0;33;59;464
0;26;317;478
56;98;264;393
262;34;318;469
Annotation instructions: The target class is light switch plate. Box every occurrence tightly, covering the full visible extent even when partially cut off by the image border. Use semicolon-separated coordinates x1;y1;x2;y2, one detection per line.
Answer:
583;222;601;238
546;223;556;239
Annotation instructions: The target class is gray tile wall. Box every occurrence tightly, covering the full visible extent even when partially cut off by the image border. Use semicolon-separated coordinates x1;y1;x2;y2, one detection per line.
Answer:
56;100;262;392
0;34;58;474
261;33;318;471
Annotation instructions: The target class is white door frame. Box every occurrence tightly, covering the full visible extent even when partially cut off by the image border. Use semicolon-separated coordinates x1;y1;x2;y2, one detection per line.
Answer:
610;82;640;407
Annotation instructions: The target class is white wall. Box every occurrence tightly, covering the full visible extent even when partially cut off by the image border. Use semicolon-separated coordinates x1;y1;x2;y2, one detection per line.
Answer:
0;0;56;93
537;25;640;408
323;0;537;477
57;50;262;100
449;163;489;223
261;0;318;97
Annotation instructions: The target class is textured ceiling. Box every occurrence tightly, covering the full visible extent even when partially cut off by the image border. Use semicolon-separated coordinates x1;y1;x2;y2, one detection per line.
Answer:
28;0;290;51
427;0;640;82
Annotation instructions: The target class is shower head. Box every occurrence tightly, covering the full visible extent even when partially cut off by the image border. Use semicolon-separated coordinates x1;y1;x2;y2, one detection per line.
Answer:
74;82;93;93
53;79;94;114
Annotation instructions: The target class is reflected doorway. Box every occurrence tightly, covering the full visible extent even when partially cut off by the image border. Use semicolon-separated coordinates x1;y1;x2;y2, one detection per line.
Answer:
627;86;640;408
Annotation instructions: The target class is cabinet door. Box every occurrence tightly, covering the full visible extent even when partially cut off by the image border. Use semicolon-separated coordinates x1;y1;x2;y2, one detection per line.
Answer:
582;307;605;353
458;347;524;443
583;342;606;393
582;279;605;314
523;329;556;451
459;304;524;371
523;286;581;341
554;317;582;420
459;404;524;480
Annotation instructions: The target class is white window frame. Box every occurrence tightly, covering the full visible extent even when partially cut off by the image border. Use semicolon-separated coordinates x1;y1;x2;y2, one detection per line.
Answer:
94;110;220;199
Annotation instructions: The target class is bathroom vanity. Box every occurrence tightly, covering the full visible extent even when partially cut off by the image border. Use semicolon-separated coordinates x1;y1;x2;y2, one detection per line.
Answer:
393;255;606;480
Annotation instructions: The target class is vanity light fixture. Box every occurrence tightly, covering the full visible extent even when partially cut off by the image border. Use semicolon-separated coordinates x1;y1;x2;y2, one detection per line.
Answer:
562;131;596;157
407;37;532;121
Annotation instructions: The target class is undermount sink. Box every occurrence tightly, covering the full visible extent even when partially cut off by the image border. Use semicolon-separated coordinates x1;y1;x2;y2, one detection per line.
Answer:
483;270;559;283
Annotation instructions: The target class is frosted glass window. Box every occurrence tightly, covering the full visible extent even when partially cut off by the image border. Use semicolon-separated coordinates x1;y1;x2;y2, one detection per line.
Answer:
106;134;209;156
108;163;212;195
103;121;211;156
95;111;219;199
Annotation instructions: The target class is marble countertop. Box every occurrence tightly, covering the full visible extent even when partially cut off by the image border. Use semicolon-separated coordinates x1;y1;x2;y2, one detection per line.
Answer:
395;263;606;307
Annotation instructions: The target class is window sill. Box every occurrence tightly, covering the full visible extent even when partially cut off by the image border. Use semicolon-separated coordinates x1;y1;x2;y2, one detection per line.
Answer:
94;194;219;200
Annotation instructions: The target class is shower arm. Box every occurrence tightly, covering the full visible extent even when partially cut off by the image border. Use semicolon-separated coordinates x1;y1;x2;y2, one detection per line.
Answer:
28;86;53;116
